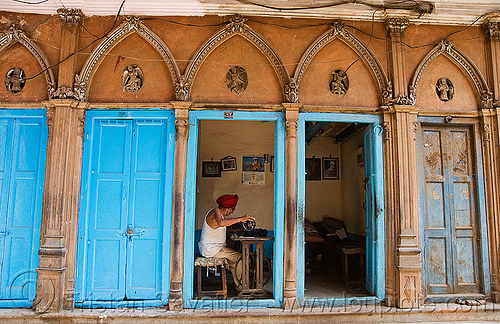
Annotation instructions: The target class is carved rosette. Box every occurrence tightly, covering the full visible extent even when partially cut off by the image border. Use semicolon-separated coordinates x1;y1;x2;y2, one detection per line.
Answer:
481;90;493;109
51;86;75;99
381;81;393;105
57;8;83;27
285;79;299;103
385;17;410;38
175;76;190;101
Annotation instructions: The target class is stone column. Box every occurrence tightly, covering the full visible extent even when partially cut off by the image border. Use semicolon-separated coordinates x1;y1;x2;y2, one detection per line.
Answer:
482;14;500;302
282;103;300;309
391;105;422;309
36;100;85;313
35;8;84;313
169;102;191;311
385;10;410;105
380;107;397;307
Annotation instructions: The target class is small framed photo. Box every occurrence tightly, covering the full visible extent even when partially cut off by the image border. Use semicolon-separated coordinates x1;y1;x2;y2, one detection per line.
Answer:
305;158;321;181
202;161;221;177
221;156;237;171
322;157;339;180
270;155;274;173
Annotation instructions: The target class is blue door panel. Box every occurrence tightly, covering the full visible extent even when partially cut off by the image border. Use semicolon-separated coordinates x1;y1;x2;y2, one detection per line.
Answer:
77;111;173;306
422;125;480;295
128;121;166;299
364;127;375;295
0;113;47;307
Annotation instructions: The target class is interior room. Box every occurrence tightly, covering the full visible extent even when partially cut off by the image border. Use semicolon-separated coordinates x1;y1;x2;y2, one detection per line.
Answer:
303;121;371;299
194;119;275;298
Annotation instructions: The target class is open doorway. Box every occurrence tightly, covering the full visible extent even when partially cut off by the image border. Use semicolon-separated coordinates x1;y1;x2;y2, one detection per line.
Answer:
183;110;284;308
194;120;275;298
297;114;385;305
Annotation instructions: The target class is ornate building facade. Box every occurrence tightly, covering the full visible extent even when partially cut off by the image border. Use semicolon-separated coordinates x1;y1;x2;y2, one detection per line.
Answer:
0;1;499;316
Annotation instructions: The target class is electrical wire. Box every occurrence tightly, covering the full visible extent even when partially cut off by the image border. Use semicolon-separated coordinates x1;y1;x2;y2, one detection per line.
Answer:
25;0;127;80
12;0;49;4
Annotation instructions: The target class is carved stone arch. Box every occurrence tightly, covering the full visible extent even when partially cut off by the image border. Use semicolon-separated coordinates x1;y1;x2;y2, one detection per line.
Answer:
293;21;391;105
74;16;181;101
182;14;291;102
409;39;492;109
0;25;56;97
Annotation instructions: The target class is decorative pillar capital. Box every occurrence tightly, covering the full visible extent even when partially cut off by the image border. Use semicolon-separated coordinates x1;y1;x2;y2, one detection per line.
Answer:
384;10;410;38
57;8;83;27
483;14;500;41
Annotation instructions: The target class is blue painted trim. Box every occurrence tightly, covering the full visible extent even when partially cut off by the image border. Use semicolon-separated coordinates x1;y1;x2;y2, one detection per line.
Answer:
296;112;385;304
372;123;386;297
0;110;47;308
473;124;491;296
75;109;174;306
76;300;165;309
182;110;285;308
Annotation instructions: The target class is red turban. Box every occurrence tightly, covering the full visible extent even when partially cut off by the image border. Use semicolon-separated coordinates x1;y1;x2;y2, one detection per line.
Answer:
216;194;239;208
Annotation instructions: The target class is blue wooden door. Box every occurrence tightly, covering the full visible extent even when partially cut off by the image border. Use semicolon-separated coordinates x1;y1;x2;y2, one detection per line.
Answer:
363;124;384;296
422;125;480;295
78;113;172;304
0;113;47;307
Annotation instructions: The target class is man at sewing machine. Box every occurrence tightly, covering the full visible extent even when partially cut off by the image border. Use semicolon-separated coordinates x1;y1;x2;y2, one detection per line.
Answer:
198;194;254;291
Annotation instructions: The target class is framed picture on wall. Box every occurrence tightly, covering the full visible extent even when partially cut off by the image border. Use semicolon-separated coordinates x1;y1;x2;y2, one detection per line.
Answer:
322;157;339;180
242;156;264;172
305;158;321;181
202;161;221;177
221;156;237;171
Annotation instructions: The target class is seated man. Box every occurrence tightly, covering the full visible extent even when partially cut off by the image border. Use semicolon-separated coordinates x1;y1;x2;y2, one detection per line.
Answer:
198;194;254;291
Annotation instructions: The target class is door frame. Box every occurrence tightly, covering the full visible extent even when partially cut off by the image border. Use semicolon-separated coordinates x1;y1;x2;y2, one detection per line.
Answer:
75;109;175;308
417;117;491;301
296;112;385;306
0;109;47;308
182;110;285;309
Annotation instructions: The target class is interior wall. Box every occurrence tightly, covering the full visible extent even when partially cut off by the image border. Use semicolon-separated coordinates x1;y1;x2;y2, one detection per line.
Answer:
304;136;342;223
340;129;366;236
196;120;275;230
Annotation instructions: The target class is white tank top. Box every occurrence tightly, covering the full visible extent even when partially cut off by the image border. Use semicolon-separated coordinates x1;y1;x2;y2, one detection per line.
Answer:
199;207;227;257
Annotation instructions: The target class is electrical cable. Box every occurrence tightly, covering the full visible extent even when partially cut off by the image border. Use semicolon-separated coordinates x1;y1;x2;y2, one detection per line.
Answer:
12;0;49;4
25;0;127;80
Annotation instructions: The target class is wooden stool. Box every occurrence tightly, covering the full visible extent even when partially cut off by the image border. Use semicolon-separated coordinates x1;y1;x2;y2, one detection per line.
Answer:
337;241;365;291
195;256;228;299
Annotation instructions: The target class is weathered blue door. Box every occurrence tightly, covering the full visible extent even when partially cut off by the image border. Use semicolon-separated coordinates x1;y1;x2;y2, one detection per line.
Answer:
422;125;480;295
363;124;384;296
0;112;47;307
76;111;174;305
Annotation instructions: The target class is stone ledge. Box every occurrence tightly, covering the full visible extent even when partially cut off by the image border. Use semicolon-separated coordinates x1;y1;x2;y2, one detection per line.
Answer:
0;303;498;323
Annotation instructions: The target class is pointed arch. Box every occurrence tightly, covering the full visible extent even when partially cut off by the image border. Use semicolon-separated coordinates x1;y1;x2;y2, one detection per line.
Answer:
409;39;492;109
0;26;56;98
74;16;181;101
181;14;291;102
293;21;391;105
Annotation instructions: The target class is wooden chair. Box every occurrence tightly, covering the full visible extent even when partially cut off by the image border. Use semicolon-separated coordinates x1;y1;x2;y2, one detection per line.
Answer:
195;256;228;299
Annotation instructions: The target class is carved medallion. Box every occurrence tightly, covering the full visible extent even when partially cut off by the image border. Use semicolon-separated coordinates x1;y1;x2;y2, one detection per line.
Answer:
5;67;26;94
436;77;454;102
226;66;248;94
329;70;349;96
122;65;143;93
